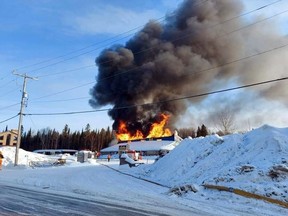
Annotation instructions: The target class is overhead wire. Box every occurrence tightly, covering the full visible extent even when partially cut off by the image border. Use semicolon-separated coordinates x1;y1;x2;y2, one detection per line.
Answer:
0;89;21;99
31;81;95;101
31;96;90;103
38;64;95;78
0;114;19;124
2;0;286;118
29;6;288;102
15;0;210;75
33;0;282;79
3;2;209;81
0;0;281;91
1;0;272;112
29;41;288;103
0;78;17;89
93;1;286;71
27;34;134;73
24;75;288;116
13;29;146;73
0;102;21;111
12;13;173;74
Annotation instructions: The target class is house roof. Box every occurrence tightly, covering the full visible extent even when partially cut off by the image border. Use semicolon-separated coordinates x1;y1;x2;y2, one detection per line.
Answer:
101;133;182;153
0;130;18;136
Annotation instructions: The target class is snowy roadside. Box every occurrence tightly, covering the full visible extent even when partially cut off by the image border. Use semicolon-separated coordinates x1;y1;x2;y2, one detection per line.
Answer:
103;161;288;216
1;159;286;216
0;125;288;215
0;160;214;216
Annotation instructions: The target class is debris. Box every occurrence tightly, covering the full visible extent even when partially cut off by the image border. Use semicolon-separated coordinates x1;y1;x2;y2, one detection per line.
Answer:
236;165;255;174
169;184;198;196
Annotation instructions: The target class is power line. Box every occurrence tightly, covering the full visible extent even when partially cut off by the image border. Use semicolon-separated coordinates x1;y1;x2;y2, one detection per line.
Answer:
29;0;284;82
31;81;95;101
0;78;17;89
4;0;277;103
13;19;164;72
38;65;95;78
88;5;288;79
0;73;13;82
24;75;288;116
13;0;278;77
31;96;90;103
28;34;134;73
12;11;181;74
0;88;21;100
8;1;285;104
99;4;288;72
188;43;288;78
16;0;210;74
0;102;21;111
29;39;288;102
0;114;19;124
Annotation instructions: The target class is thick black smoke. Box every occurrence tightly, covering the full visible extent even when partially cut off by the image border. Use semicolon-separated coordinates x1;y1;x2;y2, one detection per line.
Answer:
89;0;287;135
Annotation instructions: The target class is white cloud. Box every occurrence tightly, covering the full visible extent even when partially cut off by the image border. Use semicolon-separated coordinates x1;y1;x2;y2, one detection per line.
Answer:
66;5;163;35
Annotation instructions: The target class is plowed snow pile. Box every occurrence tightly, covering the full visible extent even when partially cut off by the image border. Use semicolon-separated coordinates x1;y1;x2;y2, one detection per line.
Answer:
0;147;50;167
135;125;288;202
0;147;76;167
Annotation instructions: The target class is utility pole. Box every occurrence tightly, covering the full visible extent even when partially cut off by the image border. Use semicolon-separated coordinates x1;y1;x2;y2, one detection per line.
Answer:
13;71;38;166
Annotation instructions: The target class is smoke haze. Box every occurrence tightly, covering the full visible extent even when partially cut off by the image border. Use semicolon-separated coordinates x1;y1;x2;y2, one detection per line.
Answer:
89;0;288;134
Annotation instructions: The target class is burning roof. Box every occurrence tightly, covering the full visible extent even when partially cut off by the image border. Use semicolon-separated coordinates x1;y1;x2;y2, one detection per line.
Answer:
116;113;172;142
101;131;182;154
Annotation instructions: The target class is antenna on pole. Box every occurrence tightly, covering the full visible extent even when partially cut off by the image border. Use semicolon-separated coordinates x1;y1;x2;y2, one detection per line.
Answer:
12;70;38;166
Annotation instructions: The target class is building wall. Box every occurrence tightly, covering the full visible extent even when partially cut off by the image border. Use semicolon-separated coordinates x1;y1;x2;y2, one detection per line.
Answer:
0;130;18;146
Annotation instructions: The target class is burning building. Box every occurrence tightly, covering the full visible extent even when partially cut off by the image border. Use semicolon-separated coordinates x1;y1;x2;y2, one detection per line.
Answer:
100;114;182;157
100;130;182;157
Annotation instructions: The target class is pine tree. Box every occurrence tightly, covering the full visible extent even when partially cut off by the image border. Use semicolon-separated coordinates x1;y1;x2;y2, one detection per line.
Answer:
196;126;202;137
200;124;208;137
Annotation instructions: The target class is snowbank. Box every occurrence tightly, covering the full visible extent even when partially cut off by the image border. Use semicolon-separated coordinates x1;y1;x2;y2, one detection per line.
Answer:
0;147;77;168
0;147;50;167
134;125;288;202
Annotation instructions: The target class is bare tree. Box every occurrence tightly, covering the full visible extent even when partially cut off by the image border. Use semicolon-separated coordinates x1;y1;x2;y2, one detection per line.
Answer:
177;127;196;138
214;108;236;135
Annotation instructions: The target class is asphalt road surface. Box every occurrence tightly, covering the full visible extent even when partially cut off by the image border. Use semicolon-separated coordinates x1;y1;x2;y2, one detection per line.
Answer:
0;184;173;216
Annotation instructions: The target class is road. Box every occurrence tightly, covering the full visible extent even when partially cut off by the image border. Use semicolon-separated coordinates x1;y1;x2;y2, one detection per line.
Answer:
0;184;171;216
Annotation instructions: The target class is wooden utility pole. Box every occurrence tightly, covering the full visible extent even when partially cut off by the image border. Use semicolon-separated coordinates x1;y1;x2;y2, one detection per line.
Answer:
13;71;38;166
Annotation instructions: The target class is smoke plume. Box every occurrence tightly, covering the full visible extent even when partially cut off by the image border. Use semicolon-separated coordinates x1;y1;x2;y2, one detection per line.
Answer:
89;0;288;135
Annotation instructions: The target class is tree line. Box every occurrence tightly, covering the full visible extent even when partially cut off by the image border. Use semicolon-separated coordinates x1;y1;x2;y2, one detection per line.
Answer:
21;124;113;152
177;124;209;138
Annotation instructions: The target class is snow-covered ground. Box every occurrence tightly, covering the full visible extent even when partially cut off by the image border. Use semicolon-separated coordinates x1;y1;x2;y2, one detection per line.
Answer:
0;125;288;215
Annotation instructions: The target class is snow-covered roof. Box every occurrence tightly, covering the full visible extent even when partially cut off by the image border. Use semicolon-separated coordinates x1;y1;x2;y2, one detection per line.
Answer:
101;132;183;153
33;149;78;154
100;139;179;153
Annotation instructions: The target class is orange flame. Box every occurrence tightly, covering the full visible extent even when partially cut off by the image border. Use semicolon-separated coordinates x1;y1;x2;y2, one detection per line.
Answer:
116;121;144;141
116;113;172;141
146;114;172;138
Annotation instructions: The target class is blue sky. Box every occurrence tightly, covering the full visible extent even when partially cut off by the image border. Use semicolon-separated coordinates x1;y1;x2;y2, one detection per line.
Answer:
0;0;183;132
0;0;288;133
